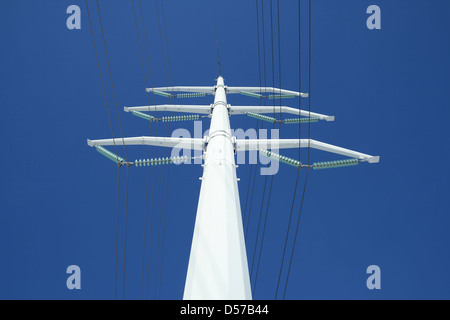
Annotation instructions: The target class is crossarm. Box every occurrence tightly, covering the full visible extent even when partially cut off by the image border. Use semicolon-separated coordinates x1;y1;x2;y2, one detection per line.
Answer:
229;106;334;121
226;86;309;97
87;136;205;150
146;86;215;94
124;105;211;114
235;138;380;163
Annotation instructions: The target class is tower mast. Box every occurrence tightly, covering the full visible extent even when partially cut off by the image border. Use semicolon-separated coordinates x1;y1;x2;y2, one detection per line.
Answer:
183;76;252;299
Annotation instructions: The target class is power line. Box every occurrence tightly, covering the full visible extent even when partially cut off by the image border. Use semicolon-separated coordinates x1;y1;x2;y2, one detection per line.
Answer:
252;158;274;294
158;131;170;300
113;168;121;299
254;0;277;264
121;166;130;299
134;0;162;300
145;126;158;300
84;0;122;300
270;0;275;118
160;0;174;86
157;0;174;299
252;0;284;297
298;0;302;162
249;154;269;281
94;0;133;299
245;0;268;240
274;168;300;299
157;122;173;300
251;0;274;288
155;132;165;300
131;0;157;300
154;0;175;299
155;0;169;87
95;0;129;163
278;0;313;300
134;1;155;300
84;1;118;158
154;0;166;299
138;0;157;97
274;0;302;300
283;168;310;299
277;0;282;120
244;121;262;236
308;0;311;164
243;0;263;232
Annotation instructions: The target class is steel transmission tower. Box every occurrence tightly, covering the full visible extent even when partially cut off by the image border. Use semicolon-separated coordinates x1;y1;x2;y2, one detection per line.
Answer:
87;76;379;300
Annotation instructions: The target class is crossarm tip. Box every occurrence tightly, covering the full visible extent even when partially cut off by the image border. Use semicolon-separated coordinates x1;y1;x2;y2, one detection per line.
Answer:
367;156;380;163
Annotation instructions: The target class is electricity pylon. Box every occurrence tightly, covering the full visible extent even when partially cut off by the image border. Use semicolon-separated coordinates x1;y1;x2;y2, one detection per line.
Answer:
87;76;379;300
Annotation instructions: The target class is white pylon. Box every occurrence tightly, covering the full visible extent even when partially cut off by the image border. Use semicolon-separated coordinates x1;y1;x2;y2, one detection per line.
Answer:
87;76;379;300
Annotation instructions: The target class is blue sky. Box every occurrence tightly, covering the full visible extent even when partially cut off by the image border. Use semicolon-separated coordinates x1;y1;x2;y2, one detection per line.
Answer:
1;0;450;300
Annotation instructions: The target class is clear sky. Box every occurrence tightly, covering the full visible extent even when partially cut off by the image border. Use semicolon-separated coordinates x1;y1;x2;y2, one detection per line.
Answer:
1;0;450;300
